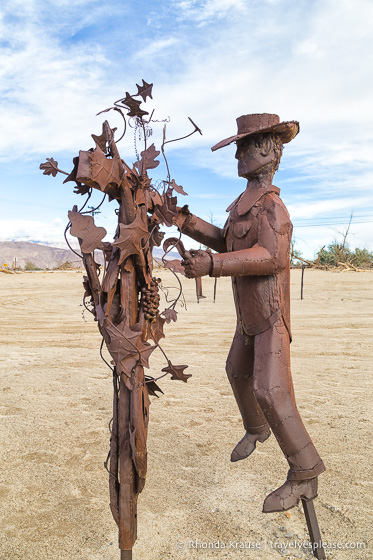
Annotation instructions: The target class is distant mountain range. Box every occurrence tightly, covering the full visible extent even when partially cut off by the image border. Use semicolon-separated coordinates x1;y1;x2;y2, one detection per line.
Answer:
0;241;84;269
0;241;179;270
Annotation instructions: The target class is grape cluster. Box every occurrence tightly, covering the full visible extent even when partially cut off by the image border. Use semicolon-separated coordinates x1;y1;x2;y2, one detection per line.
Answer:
141;278;161;322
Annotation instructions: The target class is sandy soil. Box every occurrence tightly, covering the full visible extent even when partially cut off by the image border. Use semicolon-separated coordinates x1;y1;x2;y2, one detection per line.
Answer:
0;269;372;560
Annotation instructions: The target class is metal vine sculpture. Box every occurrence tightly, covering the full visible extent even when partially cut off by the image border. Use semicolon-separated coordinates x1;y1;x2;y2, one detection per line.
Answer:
40;81;201;559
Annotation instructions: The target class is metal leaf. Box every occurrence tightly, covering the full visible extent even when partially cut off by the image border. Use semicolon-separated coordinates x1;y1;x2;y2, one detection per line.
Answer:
145;377;164;398
39;157;59;177
170;178;187;196
88;148;123;192
162;309;178;323
163;259;186;276
135;144;160;174
161;361;191;383
119;92;149;118
135;80;153;102
68;210;107;254
112;212;149;265
92;123;117;153
150;315;166;343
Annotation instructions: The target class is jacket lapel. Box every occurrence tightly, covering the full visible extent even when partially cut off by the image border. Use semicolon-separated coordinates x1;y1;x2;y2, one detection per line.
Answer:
235;185;280;216
226;193;242;213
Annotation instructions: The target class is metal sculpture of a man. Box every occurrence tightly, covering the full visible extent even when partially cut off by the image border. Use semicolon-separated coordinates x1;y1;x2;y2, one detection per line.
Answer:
177;114;325;512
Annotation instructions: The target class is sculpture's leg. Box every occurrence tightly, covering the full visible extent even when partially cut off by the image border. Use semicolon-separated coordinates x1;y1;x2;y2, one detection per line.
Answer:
253;318;325;481
302;499;326;559
226;328;270;435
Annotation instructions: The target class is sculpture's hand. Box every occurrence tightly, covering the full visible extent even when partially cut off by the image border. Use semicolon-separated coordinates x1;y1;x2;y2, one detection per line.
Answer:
174;204;192;230
182;249;212;278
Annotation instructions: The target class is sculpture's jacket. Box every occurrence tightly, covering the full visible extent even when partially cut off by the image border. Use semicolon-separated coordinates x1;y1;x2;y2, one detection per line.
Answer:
180;183;292;339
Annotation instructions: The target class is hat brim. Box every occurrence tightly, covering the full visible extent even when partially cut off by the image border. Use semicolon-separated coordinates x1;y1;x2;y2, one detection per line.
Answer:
211;121;299;152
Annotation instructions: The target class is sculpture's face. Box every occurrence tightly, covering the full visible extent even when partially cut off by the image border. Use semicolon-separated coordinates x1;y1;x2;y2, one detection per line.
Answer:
235;134;276;178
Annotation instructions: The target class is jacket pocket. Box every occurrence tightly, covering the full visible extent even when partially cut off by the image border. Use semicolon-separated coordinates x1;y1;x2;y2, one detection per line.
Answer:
233;221;251;238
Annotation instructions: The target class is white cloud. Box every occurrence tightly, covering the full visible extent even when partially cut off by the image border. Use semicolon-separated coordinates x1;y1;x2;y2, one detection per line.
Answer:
172;0;247;24
0;218;71;246
134;38;180;60
2;0;373;168
287;197;372;220
0;1;112;158
293;39;323;57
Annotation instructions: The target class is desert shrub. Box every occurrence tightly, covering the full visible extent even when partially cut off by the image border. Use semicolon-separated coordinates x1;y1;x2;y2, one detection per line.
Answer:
317;244;373;269
290;241;308;267
24;261;42;271
290;244;304;267
54;260;74;270
350;248;373;268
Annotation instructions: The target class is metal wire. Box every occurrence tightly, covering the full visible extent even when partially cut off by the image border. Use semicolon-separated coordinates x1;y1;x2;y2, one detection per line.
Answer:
161;231;187;310
80;193;106;215
64;223;83;259
83;294;95;315
78;188;92;213
100;338;114;372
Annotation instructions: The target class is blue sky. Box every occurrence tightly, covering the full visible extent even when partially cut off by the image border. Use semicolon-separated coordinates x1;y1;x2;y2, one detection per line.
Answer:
1;0;372;258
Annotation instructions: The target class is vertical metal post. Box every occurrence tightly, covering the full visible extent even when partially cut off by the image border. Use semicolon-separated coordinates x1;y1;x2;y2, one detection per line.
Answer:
213;277;217;303
302;499;326;559
121;550;132;560
300;265;305;300
195;277;206;302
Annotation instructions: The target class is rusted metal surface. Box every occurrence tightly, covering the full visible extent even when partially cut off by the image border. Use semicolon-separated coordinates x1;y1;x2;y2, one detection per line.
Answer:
40;82;202;557
211;113;299;151
179;114;325;515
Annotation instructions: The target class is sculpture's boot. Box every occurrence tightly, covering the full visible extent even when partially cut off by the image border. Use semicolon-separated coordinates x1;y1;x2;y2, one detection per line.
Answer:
262;477;318;513
231;429;271;462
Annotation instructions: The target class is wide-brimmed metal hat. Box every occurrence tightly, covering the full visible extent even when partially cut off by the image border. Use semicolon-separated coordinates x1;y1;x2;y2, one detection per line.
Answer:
211;113;299;152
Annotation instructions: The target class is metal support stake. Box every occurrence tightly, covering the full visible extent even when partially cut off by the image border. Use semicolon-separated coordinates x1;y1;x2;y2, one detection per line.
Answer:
302;499;326;559
121;550;132;560
300;265;305;300
195;277;206;302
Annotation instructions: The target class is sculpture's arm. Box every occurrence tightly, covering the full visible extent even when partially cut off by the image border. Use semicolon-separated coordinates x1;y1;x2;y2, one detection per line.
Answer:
182;196;292;279
175;207;226;253
210;198;292;277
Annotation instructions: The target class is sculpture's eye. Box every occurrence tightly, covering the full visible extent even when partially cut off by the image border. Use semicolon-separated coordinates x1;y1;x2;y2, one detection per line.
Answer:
259;137;272;156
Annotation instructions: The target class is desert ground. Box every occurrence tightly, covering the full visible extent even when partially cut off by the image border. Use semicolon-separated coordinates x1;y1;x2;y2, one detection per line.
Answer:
0;269;372;560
